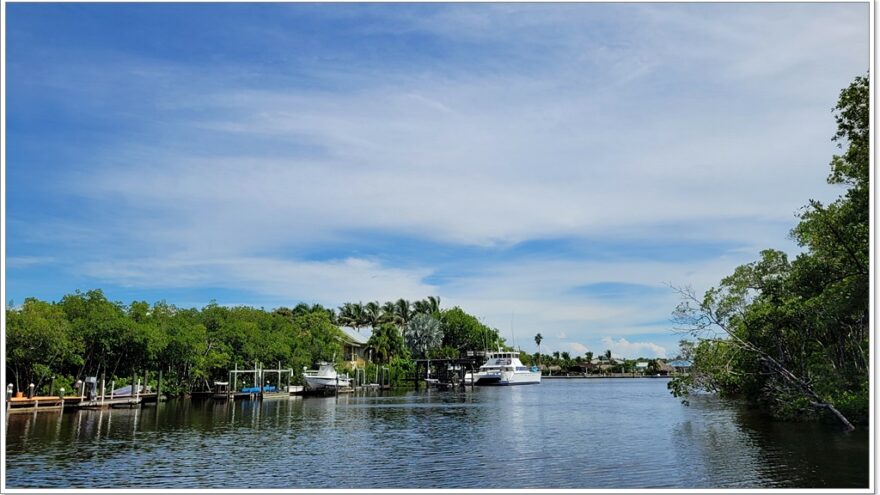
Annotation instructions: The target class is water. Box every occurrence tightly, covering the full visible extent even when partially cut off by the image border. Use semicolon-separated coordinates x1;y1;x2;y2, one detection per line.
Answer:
5;379;869;489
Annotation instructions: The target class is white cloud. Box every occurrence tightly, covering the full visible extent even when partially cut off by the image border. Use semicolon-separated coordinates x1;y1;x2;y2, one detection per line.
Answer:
566;342;589;355
80;256;435;305
600;336;667;359
8;4;867;356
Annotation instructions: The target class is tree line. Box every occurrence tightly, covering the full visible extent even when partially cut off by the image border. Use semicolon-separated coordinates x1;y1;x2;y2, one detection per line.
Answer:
668;75;869;428
5;291;507;396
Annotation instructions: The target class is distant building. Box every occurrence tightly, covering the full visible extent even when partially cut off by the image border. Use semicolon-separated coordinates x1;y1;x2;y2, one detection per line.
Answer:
667;360;693;374
655;361;674;375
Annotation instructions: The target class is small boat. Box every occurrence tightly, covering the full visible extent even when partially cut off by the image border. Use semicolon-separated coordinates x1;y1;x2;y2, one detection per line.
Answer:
473;350;541;386
303;362;351;390
110;384;144;397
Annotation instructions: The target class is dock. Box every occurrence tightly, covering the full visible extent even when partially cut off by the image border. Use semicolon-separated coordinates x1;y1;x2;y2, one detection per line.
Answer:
412;354;486;389
6;396;66;413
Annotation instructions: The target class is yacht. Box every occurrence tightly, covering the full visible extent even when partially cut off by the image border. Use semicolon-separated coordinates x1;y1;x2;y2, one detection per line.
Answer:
303;362;351;390
474;350;541;386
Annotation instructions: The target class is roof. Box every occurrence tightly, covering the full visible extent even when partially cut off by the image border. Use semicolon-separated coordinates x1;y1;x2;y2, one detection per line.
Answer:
656;361;675;372
635;362;649;368
339;326;370;346
667;360;693;368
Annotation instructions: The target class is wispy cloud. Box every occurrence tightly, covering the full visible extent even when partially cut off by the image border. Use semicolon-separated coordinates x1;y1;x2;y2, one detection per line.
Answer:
601;336;667;359
6;3;868;355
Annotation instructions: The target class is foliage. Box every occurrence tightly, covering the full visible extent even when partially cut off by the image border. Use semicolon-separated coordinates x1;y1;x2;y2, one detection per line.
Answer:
6;290;509;393
439;307;504;353
405;314;442;358
668;75;869;428
366;323;407;363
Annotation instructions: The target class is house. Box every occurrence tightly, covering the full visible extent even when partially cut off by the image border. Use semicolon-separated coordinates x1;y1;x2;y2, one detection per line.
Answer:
655;361;675;376
539;364;562;375
339;327;370;366
667;360;693;374
635;362;650;374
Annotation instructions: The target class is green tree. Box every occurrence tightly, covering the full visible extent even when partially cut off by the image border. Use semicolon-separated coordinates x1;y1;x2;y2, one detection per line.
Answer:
668;75;869;429
405;313;442;358
439;307;503;353
534;333;543;366
366;323;407;363
6;298;83;392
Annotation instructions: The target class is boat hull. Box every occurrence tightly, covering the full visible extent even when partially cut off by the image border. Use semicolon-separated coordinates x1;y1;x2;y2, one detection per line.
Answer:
304;376;351;389
475;371;541;386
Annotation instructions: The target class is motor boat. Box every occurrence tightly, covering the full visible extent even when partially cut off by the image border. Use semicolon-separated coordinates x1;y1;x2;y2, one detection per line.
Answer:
473;350;541;386
303;362;351;390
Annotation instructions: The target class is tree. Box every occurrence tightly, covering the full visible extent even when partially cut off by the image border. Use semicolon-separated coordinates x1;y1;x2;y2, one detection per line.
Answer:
666;75;868;430
364;301;384;329
440;307;503;353
6;298;83;392
676;340;695;361
534;333;543;366
367;323;407;363
405;314;443;358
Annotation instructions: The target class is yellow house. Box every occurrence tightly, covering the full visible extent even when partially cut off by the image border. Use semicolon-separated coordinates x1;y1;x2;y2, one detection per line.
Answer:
340;327;369;367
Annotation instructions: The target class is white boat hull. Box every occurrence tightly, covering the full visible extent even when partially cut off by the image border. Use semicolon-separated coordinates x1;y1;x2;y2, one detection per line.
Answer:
475;370;541;386
304;376;351;389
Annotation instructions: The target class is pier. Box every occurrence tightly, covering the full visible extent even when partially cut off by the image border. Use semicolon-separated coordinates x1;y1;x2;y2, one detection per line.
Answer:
412;353;486;390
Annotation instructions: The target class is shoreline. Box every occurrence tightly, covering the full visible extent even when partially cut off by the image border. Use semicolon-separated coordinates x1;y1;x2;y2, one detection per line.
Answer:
542;375;674;379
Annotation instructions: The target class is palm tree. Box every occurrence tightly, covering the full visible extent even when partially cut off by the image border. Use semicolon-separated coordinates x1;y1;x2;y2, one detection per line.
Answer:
413;299;430;315
426;296;441;315
381;301;397;325
338;302;368;333
367;324;406;363
534;333;543;366
405;313;442;358
364;301;384;329
393;299;413;330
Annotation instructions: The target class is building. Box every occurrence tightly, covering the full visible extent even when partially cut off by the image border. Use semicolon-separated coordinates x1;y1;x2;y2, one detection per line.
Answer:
667;360;693;374
339;327;370;367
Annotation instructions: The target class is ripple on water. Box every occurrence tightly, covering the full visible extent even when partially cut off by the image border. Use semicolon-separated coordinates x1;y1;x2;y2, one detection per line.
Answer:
5;380;869;489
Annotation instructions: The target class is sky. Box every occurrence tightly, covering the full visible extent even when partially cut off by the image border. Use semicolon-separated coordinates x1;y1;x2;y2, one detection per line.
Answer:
4;3;869;359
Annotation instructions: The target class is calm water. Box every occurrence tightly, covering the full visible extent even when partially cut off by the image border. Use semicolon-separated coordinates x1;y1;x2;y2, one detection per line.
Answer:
5;379;869;489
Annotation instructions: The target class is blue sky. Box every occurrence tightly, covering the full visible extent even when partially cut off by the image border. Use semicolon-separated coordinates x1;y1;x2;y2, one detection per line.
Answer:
5;3;869;358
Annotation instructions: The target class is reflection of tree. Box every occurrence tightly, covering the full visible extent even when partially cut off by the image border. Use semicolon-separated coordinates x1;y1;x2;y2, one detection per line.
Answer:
671;396;868;488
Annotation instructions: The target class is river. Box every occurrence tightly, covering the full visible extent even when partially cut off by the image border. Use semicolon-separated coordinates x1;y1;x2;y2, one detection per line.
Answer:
4;378;869;489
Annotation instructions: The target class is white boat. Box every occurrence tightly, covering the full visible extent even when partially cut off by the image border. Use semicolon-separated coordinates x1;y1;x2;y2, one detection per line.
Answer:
303;362;351;390
473;350;541;386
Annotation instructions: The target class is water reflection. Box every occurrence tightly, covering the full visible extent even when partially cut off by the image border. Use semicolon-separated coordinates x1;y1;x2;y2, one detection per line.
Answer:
5;380;868;489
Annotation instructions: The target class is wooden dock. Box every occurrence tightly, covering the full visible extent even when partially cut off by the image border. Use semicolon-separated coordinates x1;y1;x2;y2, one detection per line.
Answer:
75;396;142;409
6;396;66;413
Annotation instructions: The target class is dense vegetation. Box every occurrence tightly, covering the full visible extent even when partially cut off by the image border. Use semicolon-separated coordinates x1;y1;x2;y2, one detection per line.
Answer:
669;75;869;427
5;293;507;396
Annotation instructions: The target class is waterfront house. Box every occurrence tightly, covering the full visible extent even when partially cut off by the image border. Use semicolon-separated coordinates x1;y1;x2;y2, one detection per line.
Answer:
655;361;674;376
340;327;369;367
635;362;650;374
667;360;693;375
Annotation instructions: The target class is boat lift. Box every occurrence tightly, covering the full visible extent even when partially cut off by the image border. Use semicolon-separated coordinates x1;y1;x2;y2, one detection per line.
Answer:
228;362;294;400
